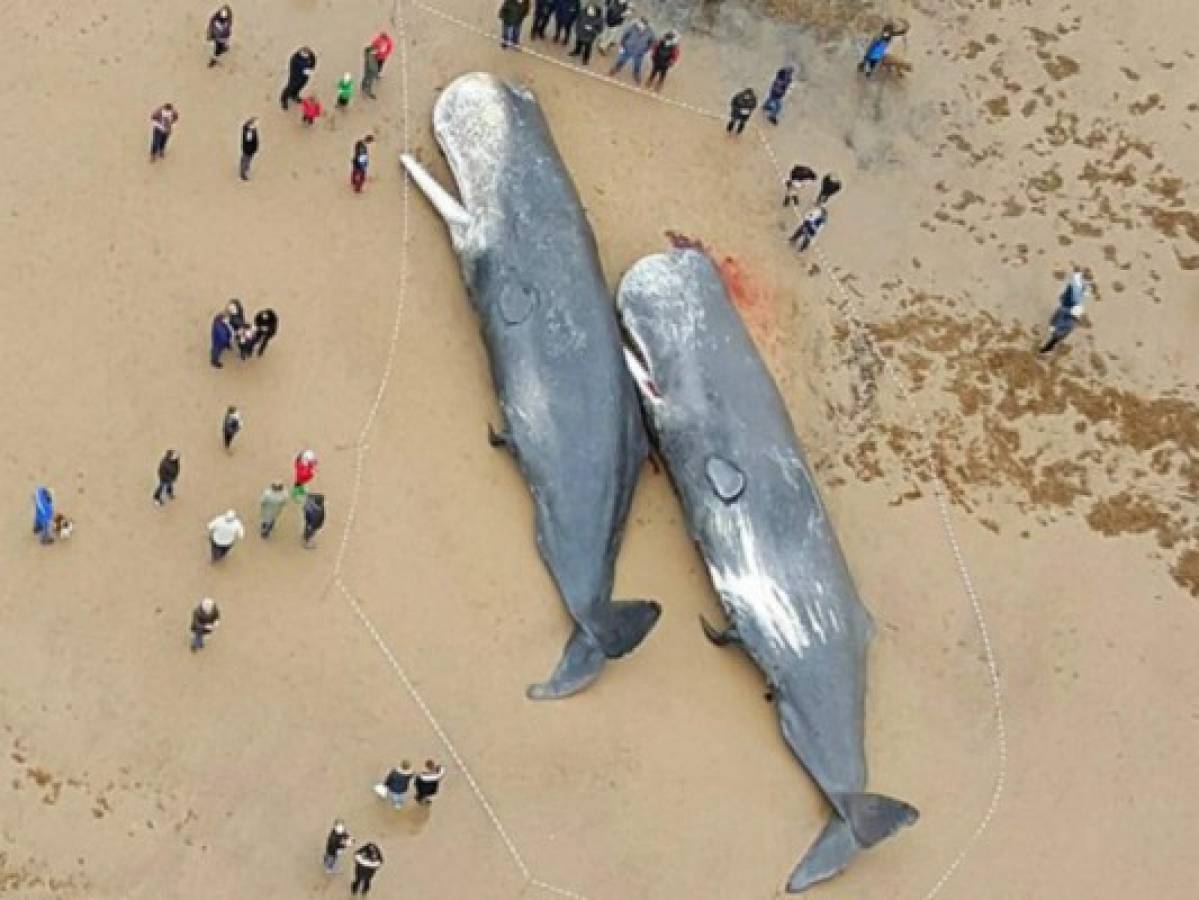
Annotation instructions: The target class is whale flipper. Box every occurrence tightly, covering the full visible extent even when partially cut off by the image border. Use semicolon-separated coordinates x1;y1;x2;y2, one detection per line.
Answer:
699;614;741;647
527;626;606;700
838;792;919;848
786;813;857;893
399;153;471;243
787;793;919;893
593;599;662;658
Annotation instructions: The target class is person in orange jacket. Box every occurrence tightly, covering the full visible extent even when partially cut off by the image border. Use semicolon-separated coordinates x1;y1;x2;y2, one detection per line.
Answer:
300;94;323;125
370;31;395;73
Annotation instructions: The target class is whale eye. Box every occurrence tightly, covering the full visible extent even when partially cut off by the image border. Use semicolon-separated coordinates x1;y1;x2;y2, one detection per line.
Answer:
705;456;745;503
499;283;538;325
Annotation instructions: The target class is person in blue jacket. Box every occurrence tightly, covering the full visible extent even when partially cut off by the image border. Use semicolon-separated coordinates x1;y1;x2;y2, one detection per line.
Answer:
33;487;54;544
762;65;795;124
210;313;233;368
859;24;894;76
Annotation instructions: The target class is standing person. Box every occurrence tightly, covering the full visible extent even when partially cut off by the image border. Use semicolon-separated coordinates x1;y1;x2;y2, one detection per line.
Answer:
1038;296;1085;354
337;72;354;108
253;308;279;356
293;450;318;499
570;4;603;64
350;843;384;895
608;17;654;85
280;46;317;110
596;0;631;54
374;761;414;809
783;164;817;206
149;104;179;161
726;88;757;134
153;450;180;505
789;205;828;252
210;313;233;368
816;172;842;205
361;44;381;100
239;117;259;181
413;760;446;806
236;323;258;359
370;31;395;74
302;493;326;549
207;6;233;67
225;298;246;331
32;486;54;545
350;135;374;193
645;31;680;91
552;0;580;44
259;481;288;538
190;598;220;652
498;0;531;49
762;65;795;125
323;820;353;874
531;0;554;40
300;94;323;126
207;509;245;562
859;24;893;76
221;406;242;451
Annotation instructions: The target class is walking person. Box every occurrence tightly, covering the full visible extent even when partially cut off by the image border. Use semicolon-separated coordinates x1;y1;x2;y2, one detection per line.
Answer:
207;5;233;67
190;598;220;652
235;323;257;359
350;135;374;193
374;761;414;809
531;0;554;40
816;172;842;205
207;509;245;562
149;104;179;161
726;88;757;134
499;0;531;49
221;406;242;451
789;205;828;252
608;17;654;84
350;843;384;895
361;44;381;100
370;31;395;74
253;308;278;356
783;164;817;206
280;46;317;110
762;65;795;125
596;0;632;54
293;450;319;499
300;94;323;126
570;4;603;63
153;450;180;505
645;31;680;91
337;72;354;108
859;24;894;76
226;298;247;331
323;820;353;874
302;493;326;549
210;313;233;368
413;760;446;806
553;0;580;44
259;481;288;538
239;117;259;181
1038;271;1088;355
32;486;54;545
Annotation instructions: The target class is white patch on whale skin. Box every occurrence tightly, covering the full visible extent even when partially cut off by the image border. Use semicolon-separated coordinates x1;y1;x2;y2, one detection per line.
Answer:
432;75;516;228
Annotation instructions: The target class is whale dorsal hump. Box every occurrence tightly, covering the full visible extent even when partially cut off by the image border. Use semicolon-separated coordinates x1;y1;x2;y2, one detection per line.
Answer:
499;282;538;325
705;456;745;503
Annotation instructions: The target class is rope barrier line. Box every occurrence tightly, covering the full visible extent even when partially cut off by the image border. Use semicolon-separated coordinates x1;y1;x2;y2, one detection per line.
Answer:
754;127;1008;899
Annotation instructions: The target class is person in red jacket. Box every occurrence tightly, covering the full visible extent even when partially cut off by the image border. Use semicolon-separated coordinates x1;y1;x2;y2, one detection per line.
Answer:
370;31;395;73
645;31;680;91
292;450;318;499
300;94;323;126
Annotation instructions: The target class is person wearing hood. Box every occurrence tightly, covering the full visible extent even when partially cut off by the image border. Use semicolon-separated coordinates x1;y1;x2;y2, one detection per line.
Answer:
210;313;234;368
645;31;681;90
597;0;632;54
302;493;326;548
33;486;54;544
553;0;580;45
207;509;245;562
784;164;817;206
609;17;654;84
727;87;757;134
570;4;604;64
153;449;181;505
207;6;233;67
259;481;288;538
498;0;532;49
190;597;221;652
762;65;795;125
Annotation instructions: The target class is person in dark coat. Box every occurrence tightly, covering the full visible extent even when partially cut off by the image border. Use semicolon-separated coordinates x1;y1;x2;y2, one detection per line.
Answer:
645;31;680;90
727;88;757;134
375;761;414;809
816;172;842;205
153;449;180;505
762;65;795;124
596;0;631;54
1038;301;1084;354
302;493;326;548
235;323;257;360
351;843;384;895
784;164;817;206
210;314;233;368
323;820;352;874
253;308;278;356
225;298;246;330
239;117;259;181
498;0;531;49
207;5;233;67
414;760;446;805
553;0;581;44
531;0;554;39
570;4;603;64
280;46;317;109
222;406;242;451
789;205;828;252
190;598;220;652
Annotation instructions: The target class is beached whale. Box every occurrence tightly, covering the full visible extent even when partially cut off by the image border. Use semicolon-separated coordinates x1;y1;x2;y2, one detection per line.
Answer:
400;73;659;700
617;248;917;891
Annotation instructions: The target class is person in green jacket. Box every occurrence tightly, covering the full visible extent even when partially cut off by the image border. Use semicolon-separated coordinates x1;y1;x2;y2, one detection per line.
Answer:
336;72;354;108
260;481;288;538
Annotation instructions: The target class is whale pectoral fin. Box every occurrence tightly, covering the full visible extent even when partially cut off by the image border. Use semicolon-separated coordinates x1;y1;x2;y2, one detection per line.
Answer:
486;422;512;450
526;626;607;701
699;614;740;647
835;792;919;849
399;153;472;241
787;794;919;892
787;814;858;893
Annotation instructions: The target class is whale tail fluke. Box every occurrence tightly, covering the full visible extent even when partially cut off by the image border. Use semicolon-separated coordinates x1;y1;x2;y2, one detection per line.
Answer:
787;795;918;893
527;626;607;701
594;598;662;658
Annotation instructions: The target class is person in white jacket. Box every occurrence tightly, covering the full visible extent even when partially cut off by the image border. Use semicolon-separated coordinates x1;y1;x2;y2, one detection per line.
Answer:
207;509;245;562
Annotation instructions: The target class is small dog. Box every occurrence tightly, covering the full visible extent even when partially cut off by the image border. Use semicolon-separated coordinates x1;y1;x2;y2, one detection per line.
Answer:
52;513;74;541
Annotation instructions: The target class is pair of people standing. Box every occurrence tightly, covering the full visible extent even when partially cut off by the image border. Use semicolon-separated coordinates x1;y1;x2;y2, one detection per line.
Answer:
257;482;325;547
783;167;841;208
374;760;446;808
323;820;384;894
361;31;394;100
725;65;796;134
